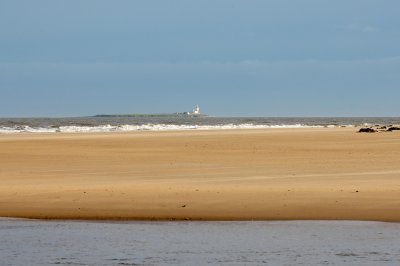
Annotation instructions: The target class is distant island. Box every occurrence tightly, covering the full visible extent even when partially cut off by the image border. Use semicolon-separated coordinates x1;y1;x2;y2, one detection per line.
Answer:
95;105;208;118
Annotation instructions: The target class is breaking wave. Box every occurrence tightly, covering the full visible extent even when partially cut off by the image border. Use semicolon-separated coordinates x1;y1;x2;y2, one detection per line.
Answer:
0;123;332;133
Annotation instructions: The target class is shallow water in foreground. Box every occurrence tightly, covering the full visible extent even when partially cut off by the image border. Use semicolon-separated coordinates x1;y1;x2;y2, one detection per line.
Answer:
1;219;399;266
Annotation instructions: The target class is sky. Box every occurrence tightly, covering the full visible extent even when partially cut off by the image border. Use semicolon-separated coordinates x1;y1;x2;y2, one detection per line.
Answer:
0;0;399;117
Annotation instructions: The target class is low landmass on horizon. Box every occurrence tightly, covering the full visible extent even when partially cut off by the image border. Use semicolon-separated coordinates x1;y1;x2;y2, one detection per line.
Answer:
95;104;208;117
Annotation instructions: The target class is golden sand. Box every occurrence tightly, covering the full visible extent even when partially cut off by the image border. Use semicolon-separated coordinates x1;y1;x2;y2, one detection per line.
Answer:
1;128;400;221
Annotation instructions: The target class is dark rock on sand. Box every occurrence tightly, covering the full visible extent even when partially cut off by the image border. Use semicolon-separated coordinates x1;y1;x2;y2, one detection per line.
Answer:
358;128;376;133
387;127;400;132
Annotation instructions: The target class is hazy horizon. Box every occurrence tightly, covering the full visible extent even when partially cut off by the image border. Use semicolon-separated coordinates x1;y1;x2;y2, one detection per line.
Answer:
1;113;400;119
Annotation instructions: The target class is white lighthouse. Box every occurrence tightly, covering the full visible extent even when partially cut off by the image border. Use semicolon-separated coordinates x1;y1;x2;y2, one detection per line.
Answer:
193;104;200;115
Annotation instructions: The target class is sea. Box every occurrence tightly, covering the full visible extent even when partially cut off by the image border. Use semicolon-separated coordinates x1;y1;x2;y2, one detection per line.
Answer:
0;219;399;266
0;116;399;133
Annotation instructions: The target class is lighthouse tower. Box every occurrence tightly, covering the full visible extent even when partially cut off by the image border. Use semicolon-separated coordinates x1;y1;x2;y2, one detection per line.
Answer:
193;105;200;115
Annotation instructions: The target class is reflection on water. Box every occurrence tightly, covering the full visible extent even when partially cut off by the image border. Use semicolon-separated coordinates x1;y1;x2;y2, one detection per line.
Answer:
0;219;399;265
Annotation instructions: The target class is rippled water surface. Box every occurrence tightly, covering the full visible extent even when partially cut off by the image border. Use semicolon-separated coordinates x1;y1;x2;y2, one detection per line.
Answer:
1;219;400;265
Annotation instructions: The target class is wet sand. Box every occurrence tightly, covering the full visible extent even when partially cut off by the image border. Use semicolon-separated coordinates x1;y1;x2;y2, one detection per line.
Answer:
1;128;400;221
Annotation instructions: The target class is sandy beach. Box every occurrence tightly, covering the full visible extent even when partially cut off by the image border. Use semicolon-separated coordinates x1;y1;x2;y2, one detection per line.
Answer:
1;128;400;221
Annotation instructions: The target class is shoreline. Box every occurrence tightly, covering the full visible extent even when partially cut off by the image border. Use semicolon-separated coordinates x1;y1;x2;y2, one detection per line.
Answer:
1;217;400;223
0;125;351;134
1;128;400;221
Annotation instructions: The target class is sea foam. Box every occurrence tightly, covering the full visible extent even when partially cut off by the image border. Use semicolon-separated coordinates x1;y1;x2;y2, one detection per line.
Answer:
0;124;326;134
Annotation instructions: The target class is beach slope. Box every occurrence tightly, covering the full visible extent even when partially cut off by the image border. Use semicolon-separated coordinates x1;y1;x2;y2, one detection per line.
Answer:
1;128;400;221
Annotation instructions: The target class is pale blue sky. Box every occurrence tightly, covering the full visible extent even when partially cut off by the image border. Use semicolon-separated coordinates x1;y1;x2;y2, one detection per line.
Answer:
0;0;399;117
